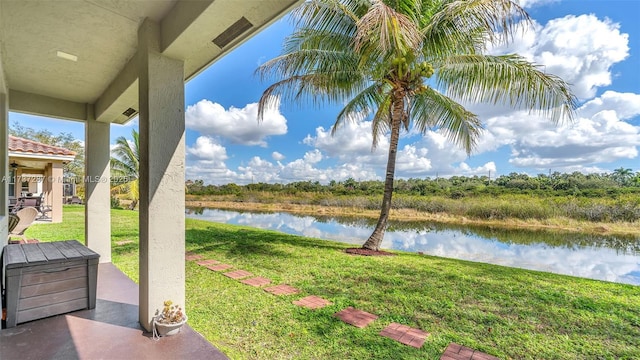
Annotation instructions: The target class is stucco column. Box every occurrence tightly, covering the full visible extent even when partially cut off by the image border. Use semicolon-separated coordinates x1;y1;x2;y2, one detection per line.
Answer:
85;115;111;263
50;162;63;223
42;165;52;206
137;18;185;332
0;91;8;246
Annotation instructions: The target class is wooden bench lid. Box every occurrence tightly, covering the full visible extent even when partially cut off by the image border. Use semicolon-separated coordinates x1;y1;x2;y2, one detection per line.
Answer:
3;240;100;269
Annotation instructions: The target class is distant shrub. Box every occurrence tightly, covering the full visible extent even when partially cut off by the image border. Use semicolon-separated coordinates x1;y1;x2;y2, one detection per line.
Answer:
449;190;465;199
110;196;122;209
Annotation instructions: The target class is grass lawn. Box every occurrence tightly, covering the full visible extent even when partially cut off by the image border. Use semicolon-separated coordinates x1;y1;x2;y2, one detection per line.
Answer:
27;206;640;359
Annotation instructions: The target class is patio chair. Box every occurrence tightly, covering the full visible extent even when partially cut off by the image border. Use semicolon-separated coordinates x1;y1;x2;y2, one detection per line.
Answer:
69;196;83;205
9;207;39;242
8;213;20;233
10;198;22;214
21;197;39;208
32;194;51;220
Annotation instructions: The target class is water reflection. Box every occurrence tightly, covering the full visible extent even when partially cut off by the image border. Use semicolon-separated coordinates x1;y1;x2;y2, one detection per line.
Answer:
186;207;640;285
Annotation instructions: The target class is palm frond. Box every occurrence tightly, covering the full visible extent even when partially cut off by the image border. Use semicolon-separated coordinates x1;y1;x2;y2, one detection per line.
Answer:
423;0;529;58
257;43;360;82
371;95;393;149
110;129;140;201
390;0;423;22
333;82;391;135
437;54;577;123
412;86;483;154
291;0;365;35
354;0;422;55
258;67;367;121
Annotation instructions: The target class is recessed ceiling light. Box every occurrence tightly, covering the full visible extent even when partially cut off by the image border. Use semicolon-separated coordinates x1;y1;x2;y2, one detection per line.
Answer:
56;51;78;62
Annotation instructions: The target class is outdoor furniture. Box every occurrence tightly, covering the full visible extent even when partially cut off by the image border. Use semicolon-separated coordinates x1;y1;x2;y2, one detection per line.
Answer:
37;204;52;220
69;195;83;205
12;195;51;220
8;207;39;242
2;240;100;327
8;197;18;213
8;213;20;233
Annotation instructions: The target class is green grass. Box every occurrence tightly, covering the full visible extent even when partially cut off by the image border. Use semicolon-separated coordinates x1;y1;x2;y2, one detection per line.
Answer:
28;206;640;359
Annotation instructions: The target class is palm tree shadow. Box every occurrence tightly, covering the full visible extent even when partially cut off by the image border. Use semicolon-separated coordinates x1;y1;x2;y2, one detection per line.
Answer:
186;226;348;259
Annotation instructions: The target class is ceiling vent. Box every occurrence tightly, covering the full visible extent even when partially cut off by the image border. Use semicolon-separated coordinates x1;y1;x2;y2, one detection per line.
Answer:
212;17;253;48
122;108;137;117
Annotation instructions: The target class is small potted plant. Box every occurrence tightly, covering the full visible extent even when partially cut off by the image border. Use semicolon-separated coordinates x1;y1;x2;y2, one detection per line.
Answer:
153;300;187;338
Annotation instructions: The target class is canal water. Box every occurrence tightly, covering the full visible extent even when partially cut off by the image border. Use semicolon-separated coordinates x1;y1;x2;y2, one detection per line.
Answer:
186;207;640;285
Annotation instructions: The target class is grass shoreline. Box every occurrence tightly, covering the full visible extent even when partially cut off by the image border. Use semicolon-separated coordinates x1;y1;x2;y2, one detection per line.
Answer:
185;199;640;237
28;206;640;359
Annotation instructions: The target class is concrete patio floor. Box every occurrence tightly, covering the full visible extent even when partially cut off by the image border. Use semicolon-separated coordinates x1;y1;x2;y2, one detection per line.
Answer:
0;263;228;360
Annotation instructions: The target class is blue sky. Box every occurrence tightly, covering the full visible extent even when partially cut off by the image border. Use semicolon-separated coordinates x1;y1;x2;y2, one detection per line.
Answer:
11;0;640;185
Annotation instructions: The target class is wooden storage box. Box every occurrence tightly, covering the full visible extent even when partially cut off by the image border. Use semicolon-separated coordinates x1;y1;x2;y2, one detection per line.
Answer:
3;240;99;328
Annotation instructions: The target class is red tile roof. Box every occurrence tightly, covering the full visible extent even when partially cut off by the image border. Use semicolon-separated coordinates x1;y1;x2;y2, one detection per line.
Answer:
8;136;76;157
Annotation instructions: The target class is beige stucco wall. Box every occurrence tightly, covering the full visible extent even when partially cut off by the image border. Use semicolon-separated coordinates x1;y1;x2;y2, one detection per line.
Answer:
85;117;111;263
1;92;8;247
50;162;63;223
137;18;186;332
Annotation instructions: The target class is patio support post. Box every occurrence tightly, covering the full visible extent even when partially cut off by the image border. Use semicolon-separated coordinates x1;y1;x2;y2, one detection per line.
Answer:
0;91;8;246
137;18;186;332
49;162;63;223
85;111;111;263
43;165;52;206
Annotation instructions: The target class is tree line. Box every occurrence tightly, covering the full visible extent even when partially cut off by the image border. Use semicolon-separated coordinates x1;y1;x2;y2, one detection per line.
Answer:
186;169;640;199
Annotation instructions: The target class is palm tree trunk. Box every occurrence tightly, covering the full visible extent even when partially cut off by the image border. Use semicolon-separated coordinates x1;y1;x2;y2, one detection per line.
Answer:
362;94;404;251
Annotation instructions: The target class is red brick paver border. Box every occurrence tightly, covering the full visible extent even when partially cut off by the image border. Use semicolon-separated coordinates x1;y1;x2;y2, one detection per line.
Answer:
206;264;233;272
293;295;332;309
264;284;300;296
241;277;272;287
186;253;204;261
379;323;429;348
440;343;499;360
223;270;253;279
196;259;219;266
334;307;378;328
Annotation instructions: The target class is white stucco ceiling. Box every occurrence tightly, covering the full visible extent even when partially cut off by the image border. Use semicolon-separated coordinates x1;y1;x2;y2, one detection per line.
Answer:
0;0;302;124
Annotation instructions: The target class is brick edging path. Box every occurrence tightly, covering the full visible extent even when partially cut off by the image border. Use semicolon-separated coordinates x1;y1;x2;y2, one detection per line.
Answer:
187;253;498;357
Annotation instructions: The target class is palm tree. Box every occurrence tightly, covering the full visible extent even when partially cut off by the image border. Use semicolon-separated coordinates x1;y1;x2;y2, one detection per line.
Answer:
111;129;139;210
612;167;633;186
257;0;576;251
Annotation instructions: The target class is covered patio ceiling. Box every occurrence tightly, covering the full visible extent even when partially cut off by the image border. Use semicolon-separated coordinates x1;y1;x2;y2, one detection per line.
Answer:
0;0;303;335
0;0;301;124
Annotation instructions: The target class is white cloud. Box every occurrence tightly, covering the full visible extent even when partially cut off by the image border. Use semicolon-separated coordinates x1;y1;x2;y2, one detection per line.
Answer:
475;13;638;173
303;149;323;164
492;15;629;100
407;132;496;177
578;91;640;121
187;136;227;161
271;151;285;161
185;161;239;184
237;156;282;184
232;149;380;185
301;118;494;179
121;116;139;128
474;91;640;170
516;0;559;8
185;136;237;183
304;120;385;161
185;99;287;147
